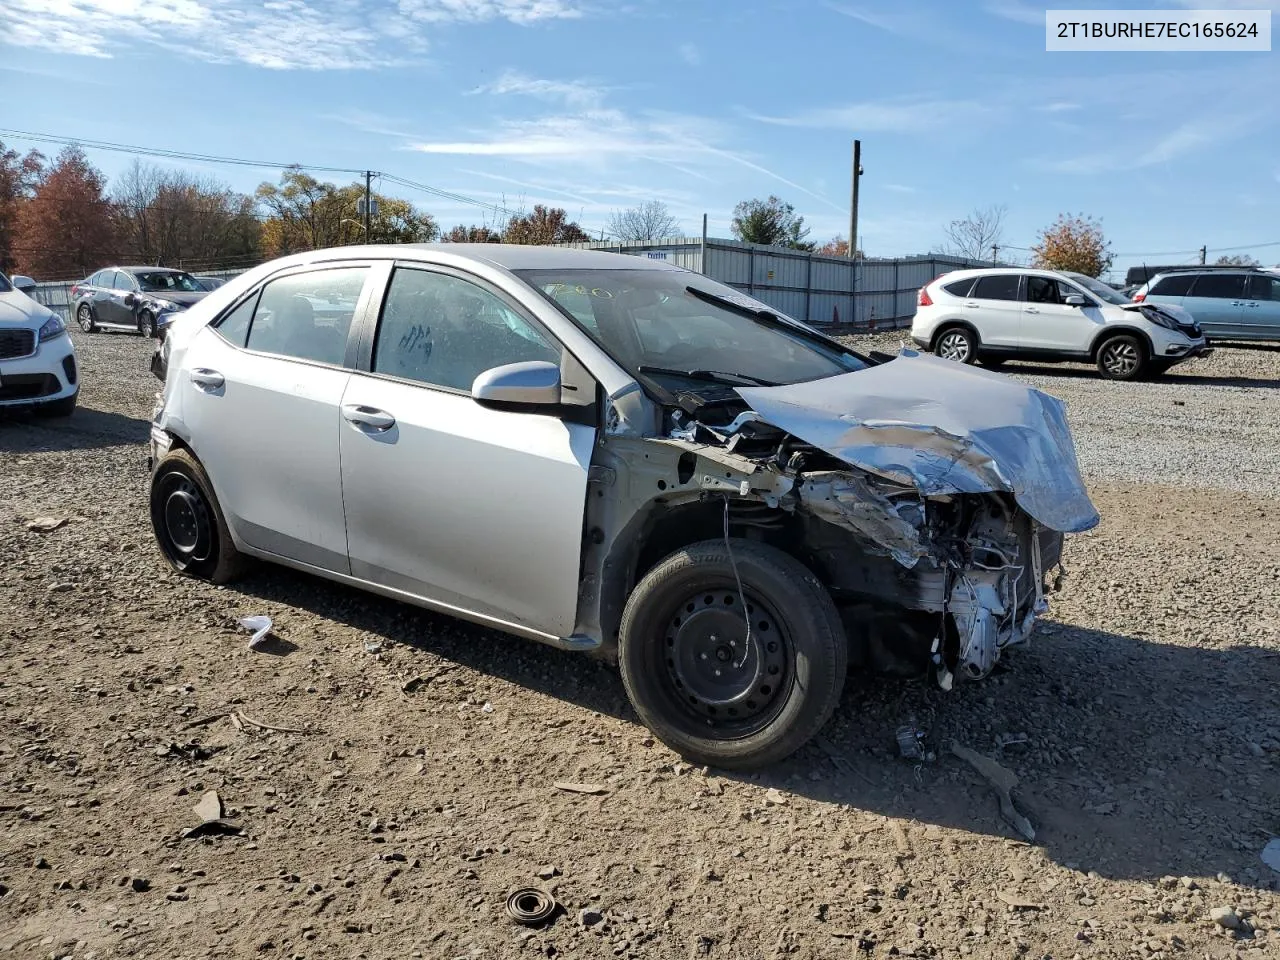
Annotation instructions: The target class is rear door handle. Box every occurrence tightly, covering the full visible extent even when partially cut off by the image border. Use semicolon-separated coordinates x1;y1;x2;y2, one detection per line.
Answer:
964;301;980;308
1025;307;1040;314
342;404;396;432
190;368;224;390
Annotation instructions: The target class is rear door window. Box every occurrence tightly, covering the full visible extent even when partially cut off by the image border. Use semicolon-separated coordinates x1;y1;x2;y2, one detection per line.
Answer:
942;278;975;297
1189;274;1247;300
970;274;1021;301
1149;274;1196;297
244;267;370;366
1247;274;1280;301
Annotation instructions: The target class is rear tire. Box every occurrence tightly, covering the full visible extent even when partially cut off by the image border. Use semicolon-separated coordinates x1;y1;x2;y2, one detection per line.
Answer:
76;303;97;333
150;447;247;584
618;539;847;770
1096;334;1147;381
934;326;977;364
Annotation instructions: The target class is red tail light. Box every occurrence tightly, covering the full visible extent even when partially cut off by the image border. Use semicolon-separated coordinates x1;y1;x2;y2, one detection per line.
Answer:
1132;292;1146;302
918;286;934;307
70;284;79;297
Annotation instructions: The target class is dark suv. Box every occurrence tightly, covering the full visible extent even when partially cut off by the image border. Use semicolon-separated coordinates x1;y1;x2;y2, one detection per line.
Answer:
1135;268;1280;342
71;267;211;339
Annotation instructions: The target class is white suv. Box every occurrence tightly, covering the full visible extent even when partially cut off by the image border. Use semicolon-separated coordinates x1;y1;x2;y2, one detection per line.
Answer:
911;267;1211;380
0;274;78;416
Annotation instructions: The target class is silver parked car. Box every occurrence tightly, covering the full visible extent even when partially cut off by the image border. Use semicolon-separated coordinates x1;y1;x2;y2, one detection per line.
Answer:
147;245;1099;769
1134;267;1280;341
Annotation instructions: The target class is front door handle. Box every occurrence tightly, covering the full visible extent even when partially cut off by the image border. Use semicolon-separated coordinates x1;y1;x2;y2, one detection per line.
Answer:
190;368;224;390
342;404;396;432
1025;307;1040;314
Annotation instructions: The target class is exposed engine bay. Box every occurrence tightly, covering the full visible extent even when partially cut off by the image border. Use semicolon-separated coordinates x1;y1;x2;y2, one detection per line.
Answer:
577;349;1099;689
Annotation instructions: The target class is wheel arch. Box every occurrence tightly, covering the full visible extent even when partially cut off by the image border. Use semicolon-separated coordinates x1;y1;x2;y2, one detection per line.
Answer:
1089;325;1154;360
930;319;981;351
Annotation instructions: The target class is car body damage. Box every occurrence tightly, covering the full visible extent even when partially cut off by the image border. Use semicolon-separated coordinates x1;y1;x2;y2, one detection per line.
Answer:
581;349;1097;689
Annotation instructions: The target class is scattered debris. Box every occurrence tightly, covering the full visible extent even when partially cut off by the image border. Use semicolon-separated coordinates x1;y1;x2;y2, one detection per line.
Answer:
1209;906;1241;930
183;710;233;729
1262;839;1280;874
238;615;273;650
193;790;224;823
180;819;244;840
481;702;494;714
506;887;558;927
536;865;560;880
950;743;1035;841
896;725;925;760
764;788;788;806
553;781;608;796
578;906;604;928
159;741;221;762
130;877;150;893
26;516;68;533
996;890;1043;911
363;641;384;654
234;710;305;735
401;676;426;694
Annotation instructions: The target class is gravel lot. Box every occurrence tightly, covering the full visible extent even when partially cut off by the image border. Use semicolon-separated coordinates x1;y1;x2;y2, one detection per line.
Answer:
2;331;1278;960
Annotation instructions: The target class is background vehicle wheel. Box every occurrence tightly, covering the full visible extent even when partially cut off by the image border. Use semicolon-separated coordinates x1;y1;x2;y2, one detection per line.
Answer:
138;310;156;339
934;326;977;364
618;539;847;770
150;447;246;584
76;304;97;333
1096;334;1146;381
35;393;77;418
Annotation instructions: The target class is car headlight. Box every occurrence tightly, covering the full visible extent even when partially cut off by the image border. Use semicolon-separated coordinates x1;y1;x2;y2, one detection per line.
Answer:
152;299;180;314
1139;306;1180;332
38;314;66;342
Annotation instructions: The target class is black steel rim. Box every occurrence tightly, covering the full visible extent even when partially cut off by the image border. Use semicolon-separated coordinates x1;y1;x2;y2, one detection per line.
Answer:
156;472;213;569
661;583;791;736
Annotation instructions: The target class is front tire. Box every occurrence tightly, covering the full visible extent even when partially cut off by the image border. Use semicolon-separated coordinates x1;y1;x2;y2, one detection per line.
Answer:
138;310;156;339
934;326;977;364
150;448;246;584
76;303;97;333
1096;334;1146;381
618;539;848;770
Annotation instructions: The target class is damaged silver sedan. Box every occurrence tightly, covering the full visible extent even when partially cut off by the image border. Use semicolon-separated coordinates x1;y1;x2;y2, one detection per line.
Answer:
147;245;1099;769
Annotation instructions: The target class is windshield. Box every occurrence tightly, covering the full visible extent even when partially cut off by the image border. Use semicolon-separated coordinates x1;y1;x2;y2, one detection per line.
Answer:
136;271;204;293
516;268;867;390
1066;273;1129;305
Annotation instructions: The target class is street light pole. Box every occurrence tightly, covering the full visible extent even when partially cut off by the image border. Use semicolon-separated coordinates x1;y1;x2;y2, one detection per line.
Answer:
364;171;372;239
849;139;863;260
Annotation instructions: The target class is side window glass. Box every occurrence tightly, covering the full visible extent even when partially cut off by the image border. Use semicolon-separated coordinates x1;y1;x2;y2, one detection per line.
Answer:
942;278;975;297
1025;276;1060;304
373;268;560;392
1248;275;1280;301
971;274;1020;301
214;293;258;348
104;270;121;290
89;271;105;287
118;272;135;292
1149;274;1195;297
1189;274;1246;300
244;267;368;366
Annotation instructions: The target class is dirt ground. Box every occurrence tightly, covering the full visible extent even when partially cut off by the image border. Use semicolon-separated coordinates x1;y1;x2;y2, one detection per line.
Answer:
2;333;1278;960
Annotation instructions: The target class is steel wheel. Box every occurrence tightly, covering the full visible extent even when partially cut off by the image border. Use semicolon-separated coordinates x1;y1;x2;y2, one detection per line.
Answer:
663;586;791;736
1097;336;1144;380
76;304;96;333
155;472;214;570
936;329;974;363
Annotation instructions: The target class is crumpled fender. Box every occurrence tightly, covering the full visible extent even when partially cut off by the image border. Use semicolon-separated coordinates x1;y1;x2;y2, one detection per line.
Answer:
736;351;1100;534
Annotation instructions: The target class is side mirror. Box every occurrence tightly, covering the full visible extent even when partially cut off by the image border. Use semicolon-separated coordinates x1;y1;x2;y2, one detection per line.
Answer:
124;292;137;306
11;275;36;293
471;360;561;409
1063;294;1087;307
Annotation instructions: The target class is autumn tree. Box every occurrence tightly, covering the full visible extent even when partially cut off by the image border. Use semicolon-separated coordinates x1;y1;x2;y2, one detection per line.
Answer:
1031;213;1113;277
502;205;590;245
607;200;680;242
114;161;261;271
442;225;503;242
256;169;437;256
1215;253;1260;266
14;146;119;279
943;204;1006;261
815;236;863;258
0;141;45;273
731;196;811;249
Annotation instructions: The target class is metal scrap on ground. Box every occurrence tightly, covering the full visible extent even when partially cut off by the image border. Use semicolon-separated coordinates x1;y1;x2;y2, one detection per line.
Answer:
553;781;609;795
951;742;1036;841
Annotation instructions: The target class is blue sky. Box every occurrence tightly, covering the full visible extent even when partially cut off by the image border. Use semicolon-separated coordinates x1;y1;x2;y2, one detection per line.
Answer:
2;0;1278;278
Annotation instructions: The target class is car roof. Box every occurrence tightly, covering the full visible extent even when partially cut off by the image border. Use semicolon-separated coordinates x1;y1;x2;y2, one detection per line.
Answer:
273;243;685;273
936;266;1078;280
115;266;186;275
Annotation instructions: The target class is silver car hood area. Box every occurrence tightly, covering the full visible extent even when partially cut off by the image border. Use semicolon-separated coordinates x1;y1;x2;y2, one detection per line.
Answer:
736;351;1100;535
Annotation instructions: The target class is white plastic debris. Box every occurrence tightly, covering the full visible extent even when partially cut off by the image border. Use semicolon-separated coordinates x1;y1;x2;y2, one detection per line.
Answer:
1262;838;1280;874
238;615;273;649
481;702;494;714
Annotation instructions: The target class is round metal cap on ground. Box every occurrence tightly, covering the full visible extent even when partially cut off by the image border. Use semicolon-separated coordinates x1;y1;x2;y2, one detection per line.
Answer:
506;887;557;926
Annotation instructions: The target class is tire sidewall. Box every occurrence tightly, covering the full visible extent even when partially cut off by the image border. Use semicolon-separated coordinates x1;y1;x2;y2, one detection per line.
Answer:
77;304;95;332
139;311;155;338
619;541;846;769
149;448;241;583
934;325;977;364
1096;334;1146;380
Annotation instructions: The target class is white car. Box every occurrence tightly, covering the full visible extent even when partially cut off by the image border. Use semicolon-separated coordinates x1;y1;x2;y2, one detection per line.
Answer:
0;274;78;416
911;267;1211;380
147;245;1099;769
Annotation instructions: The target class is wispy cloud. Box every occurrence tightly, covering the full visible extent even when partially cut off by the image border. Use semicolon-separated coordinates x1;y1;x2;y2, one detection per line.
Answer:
885;183;917;193
471;70;603;108
1041;118;1241;174
984;0;1044;25
1043;101;1081;113
747;97;990;133
0;0;583;68
677;42;701;66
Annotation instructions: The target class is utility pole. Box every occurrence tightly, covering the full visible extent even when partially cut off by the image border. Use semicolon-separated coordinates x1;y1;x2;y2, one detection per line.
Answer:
1199;245;1207;265
363;171;372;240
991;243;999;264
849;139;863;260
